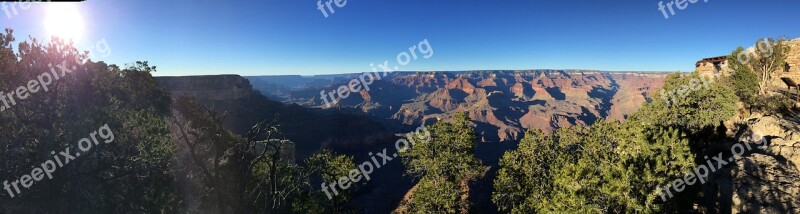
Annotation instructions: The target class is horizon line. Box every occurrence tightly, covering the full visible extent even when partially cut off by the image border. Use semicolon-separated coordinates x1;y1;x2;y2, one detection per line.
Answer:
153;69;690;78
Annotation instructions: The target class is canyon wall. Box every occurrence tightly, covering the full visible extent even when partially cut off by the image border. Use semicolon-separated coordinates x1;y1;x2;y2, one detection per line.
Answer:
155;74;394;160
156;75;253;102
250;70;671;142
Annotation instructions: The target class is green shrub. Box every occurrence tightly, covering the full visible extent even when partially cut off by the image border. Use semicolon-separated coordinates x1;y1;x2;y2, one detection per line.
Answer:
724;47;760;108
751;94;796;115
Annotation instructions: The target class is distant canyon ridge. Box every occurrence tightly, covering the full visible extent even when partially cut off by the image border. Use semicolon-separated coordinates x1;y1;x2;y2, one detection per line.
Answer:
245;70;670;142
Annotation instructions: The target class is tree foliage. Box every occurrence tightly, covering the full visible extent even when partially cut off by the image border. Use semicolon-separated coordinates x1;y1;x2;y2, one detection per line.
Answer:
399;112;486;213
171;97;360;213
493;121;694;213
724;47;761;108
292;149;359;214
0;29;180;212
629;72;737;135
493;68;745;213
0;28;361;214
724;40;796;115
729;38;792;95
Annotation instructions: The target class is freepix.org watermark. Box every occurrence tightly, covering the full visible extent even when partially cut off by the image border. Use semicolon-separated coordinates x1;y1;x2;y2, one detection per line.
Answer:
658;0;710;19
319;39;433;108
658;132;768;202
0;38;111;113
3;124;115;198
321;125;430;200
733;38;776;65
662;38;776;107
661;75;714;107
2;0;49;19
0;60;75;113
316;0;348;18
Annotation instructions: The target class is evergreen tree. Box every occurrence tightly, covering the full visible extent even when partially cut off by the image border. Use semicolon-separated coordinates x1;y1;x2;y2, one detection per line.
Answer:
400;112;486;213
293;149;359;214
724;47;761;109
493;121;694;213
0;29;180;212
629;72;737;135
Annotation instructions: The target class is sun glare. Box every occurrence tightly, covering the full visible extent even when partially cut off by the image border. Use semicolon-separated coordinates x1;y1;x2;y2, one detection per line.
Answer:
44;4;85;43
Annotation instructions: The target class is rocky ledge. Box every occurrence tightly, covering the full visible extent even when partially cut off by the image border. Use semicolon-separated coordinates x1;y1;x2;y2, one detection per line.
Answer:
731;114;800;213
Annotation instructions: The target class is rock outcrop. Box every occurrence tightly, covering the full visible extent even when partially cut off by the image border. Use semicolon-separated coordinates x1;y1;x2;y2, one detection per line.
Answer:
156;75;253;102
730;153;800;213
155;75;394;159
729;114;800;213
743;116;800;171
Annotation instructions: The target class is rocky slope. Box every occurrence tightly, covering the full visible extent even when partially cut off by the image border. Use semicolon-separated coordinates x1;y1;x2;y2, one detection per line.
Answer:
249;70;669;142
730;114;800;213
698;112;800;213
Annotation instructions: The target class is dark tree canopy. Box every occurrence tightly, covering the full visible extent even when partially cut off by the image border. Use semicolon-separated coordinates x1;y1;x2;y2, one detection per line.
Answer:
0;29;180;212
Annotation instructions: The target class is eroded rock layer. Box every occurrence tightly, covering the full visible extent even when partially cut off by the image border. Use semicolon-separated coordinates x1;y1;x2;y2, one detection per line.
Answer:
249;70;669;142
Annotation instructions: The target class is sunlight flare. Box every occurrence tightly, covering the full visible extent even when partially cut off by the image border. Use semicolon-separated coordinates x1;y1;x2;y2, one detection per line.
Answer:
43;3;85;42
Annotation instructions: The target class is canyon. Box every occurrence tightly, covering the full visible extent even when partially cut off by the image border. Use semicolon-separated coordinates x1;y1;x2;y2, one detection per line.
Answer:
155;69;800;213
157;71;672;212
247;70;671;143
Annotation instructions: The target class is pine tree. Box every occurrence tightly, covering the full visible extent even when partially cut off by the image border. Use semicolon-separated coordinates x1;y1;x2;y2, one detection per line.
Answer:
493;121;694;213
0;30;180;212
400;112;486;213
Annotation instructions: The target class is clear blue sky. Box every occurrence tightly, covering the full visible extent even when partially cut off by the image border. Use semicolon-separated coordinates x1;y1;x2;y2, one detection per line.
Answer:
3;0;799;76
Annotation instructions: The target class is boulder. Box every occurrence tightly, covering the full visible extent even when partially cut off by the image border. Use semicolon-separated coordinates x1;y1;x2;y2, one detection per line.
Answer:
729;115;800;213
731;153;800;213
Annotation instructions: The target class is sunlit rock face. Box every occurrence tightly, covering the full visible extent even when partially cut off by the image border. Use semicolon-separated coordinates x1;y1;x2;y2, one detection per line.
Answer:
717;115;800;213
784;39;800;80
248;70;670;142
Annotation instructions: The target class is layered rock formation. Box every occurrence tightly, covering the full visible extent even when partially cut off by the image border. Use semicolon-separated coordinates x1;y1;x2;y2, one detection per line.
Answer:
156;75;252;102
249;70;669;142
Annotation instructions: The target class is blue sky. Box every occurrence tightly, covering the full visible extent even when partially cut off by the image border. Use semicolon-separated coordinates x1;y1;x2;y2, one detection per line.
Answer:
2;0;799;76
